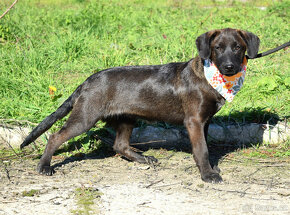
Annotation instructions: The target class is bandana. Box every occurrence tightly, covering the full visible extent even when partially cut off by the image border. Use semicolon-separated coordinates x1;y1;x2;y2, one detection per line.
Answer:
204;57;247;102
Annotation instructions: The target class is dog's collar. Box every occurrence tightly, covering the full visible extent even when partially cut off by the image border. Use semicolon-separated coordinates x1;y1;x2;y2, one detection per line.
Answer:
203;57;247;102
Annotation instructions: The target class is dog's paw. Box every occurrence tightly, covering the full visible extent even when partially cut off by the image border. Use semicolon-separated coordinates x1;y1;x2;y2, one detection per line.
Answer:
201;172;223;183
37;164;55;176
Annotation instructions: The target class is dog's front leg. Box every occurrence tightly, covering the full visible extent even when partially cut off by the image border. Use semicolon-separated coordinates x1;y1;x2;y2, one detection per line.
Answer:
184;117;222;183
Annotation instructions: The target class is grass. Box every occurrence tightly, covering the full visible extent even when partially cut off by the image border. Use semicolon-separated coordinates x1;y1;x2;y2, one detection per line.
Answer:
0;0;289;125
22;189;40;197
71;186;102;215
241;143;290;158
0;0;289;155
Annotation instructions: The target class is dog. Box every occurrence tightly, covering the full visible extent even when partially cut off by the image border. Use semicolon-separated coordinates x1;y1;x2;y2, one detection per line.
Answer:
20;28;260;183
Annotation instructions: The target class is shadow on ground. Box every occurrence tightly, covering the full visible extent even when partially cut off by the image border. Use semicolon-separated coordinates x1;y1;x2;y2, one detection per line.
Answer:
51;109;281;171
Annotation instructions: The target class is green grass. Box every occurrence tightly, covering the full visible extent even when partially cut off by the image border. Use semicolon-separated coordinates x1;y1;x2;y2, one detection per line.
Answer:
71;187;102;215
0;0;289;128
236;144;290;159
22;189;40;197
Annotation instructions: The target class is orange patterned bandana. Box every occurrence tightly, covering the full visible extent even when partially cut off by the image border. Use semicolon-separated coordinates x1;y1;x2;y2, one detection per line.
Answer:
204;57;247;102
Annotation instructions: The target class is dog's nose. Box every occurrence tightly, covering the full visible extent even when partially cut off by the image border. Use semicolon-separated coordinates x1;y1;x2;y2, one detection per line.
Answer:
225;64;234;71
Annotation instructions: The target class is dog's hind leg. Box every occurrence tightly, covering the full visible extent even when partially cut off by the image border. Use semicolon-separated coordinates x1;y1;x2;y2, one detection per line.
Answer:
112;121;158;164
37;102;100;175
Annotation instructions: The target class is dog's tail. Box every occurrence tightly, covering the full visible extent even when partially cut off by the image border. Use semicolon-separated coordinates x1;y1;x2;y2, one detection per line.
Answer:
20;85;83;149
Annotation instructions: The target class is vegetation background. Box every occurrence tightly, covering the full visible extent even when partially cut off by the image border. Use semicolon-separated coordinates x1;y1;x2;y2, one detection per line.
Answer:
0;0;289;131
0;3;289;214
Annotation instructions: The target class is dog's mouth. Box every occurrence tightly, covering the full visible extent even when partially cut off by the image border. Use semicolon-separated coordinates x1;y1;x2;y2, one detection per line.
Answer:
219;64;241;76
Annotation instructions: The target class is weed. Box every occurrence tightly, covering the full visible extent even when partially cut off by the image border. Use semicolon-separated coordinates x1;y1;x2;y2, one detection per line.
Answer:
22;189;40;197
197;183;204;189
239;144;290;158
71;186;103;215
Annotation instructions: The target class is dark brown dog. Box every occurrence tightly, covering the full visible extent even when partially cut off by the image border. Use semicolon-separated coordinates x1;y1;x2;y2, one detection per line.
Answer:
21;28;259;183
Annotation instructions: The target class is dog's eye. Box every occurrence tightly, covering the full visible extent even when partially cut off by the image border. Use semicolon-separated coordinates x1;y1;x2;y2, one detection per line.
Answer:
234;45;240;51
215;46;220;50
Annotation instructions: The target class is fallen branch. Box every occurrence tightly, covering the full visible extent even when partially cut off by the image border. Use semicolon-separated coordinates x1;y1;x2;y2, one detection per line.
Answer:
0;0;18;20
145;179;164;188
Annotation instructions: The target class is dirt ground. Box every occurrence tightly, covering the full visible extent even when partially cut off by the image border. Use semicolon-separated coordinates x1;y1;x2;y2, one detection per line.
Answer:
0;146;289;215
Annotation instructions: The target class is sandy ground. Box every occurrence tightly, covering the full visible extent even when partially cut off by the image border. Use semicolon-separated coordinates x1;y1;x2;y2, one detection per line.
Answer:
0;146;289;215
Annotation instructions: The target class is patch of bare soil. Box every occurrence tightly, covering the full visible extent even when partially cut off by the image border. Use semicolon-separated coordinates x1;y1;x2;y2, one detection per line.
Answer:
0;149;289;215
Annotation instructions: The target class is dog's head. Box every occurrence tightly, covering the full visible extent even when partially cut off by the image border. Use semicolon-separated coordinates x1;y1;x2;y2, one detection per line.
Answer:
196;28;260;76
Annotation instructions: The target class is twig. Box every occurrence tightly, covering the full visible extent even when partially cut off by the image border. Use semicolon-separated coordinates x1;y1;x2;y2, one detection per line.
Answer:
0;154;22;160
131;140;166;145
0;153;39;161
210;187;252;196
184;186;200;193
137;201;151;206
260;164;289;167
246;167;263;178
153;182;180;189
238;180;286;189
199;11;212;27
0;0;18;20
223;156;289;164
1;160;11;182
0;118;38;126
145;179;164;188
0;123;22;160
240;187;250;197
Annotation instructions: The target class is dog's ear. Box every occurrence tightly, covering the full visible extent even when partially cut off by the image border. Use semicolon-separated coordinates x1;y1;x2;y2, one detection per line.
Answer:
196;30;220;59
238;30;260;58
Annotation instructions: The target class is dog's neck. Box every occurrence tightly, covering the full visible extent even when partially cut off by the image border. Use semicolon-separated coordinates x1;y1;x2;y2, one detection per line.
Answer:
203;58;247;102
